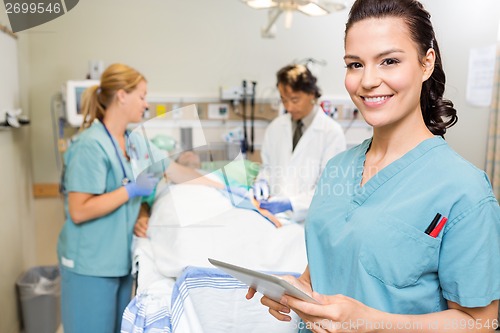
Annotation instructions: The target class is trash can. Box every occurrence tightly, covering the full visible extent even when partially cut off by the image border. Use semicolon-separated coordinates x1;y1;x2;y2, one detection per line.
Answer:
16;266;61;333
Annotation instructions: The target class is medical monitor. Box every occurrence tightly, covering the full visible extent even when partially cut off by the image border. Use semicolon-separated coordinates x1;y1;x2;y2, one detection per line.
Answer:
64;80;99;127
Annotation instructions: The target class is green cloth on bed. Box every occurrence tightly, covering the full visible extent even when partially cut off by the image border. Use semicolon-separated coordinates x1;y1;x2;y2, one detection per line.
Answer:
202;159;260;188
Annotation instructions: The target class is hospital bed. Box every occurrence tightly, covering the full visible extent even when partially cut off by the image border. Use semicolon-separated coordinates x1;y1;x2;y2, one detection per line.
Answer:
121;164;308;333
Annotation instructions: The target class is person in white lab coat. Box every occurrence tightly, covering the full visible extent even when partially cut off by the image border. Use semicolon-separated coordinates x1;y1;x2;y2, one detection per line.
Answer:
255;64;346;222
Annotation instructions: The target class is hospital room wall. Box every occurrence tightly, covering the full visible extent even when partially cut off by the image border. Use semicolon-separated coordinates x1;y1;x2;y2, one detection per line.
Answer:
0;26;37;333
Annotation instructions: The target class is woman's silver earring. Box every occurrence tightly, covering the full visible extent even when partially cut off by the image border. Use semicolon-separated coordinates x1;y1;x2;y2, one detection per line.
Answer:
311;99;316;105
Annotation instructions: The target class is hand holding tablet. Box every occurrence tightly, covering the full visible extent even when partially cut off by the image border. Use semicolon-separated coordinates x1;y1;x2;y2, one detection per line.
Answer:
208;258;319;304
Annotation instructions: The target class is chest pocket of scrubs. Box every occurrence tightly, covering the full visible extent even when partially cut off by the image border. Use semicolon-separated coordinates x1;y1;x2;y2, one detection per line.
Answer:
359;216;441;288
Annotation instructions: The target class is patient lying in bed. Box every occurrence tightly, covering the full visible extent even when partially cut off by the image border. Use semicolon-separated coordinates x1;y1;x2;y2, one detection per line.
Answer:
125;152;307;332
145;151;307;278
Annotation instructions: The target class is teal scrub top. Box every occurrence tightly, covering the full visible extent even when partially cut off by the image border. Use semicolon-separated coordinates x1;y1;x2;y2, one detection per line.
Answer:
57;121;170;277
305;137;500;320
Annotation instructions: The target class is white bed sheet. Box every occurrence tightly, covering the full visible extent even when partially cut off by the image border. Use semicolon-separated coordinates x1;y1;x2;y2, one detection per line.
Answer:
147;180;308;278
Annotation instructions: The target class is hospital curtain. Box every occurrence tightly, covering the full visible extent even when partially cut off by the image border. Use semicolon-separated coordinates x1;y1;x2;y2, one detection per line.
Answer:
485;42;500;200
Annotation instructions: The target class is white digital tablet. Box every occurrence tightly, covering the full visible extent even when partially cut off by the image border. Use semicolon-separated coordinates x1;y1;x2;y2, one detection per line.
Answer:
208;258;319;304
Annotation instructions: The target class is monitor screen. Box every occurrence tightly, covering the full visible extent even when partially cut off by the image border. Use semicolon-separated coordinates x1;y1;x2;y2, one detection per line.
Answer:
64;80;99;127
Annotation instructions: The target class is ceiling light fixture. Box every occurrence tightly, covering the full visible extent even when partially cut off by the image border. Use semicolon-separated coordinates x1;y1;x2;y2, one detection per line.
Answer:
241;0;347;37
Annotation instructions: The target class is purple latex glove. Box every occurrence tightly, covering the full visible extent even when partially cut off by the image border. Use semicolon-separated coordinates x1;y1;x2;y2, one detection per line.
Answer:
259;197;292;214
125;172;160;199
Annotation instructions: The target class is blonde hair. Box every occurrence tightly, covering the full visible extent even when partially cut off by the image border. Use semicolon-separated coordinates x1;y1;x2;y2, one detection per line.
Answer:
80;63;146;130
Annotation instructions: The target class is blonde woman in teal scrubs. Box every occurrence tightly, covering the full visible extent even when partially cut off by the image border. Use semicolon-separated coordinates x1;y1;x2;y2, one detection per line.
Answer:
248;0;500;332
58;64;227;333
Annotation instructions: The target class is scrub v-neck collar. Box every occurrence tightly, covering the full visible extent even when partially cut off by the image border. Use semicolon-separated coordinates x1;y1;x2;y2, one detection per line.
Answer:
351;136;446;207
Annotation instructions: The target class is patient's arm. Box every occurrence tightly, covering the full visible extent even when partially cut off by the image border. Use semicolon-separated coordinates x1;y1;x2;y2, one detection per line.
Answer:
134;203;150;238
165;161;225;189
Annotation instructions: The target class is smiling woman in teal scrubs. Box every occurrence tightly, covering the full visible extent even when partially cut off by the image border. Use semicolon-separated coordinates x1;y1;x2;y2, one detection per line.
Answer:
247;0;500;331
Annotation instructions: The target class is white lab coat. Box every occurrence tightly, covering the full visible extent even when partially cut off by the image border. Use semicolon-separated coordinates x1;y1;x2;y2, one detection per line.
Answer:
258;107;346;222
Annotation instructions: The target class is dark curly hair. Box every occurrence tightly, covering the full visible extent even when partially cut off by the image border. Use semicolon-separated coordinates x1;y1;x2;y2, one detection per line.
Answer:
345;0;457;136
276;64;322;99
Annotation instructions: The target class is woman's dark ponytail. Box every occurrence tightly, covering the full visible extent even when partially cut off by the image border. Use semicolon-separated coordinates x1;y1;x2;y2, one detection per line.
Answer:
420;39;457;137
